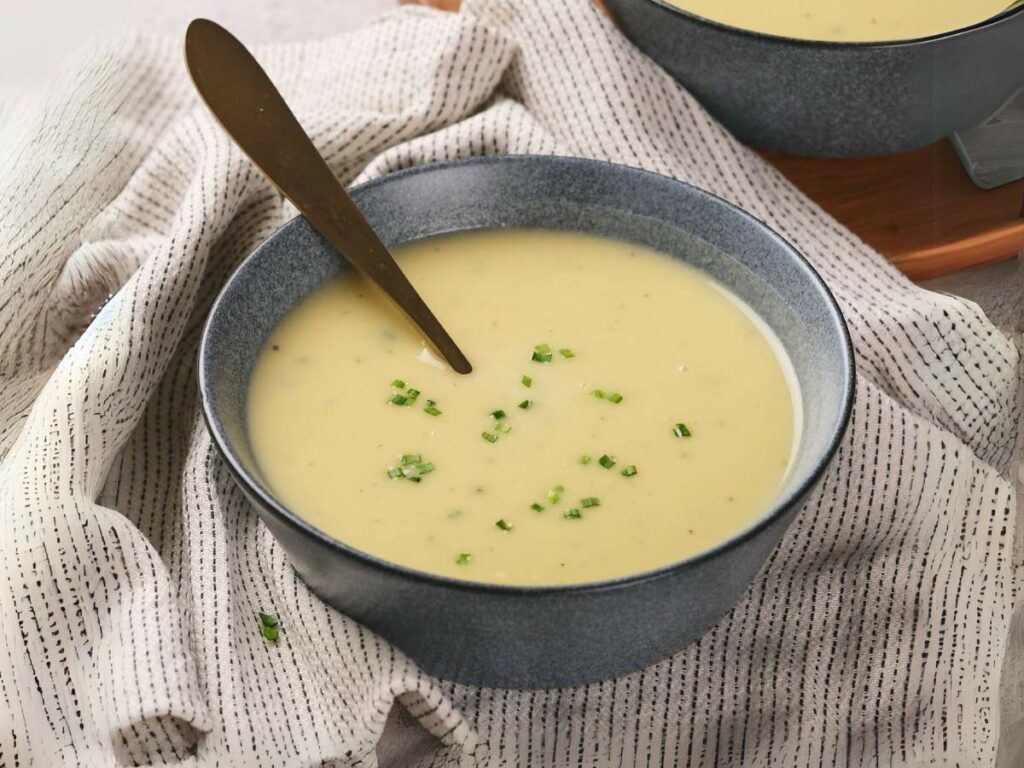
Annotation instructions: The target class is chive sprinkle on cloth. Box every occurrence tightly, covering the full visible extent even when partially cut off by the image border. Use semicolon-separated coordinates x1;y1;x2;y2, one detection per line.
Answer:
0;1;1021;765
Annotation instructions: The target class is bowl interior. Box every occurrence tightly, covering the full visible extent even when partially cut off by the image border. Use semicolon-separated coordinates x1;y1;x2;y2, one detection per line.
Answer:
641;0;1024;47
200;155;853;585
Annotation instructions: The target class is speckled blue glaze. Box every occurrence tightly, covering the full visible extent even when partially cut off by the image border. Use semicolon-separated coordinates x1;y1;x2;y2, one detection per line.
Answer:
199;156;855;688
603;0;1024;157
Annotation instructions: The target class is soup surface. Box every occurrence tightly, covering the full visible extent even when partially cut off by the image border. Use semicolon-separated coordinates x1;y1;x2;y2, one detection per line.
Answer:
663;0;1011;42
247;229;798;586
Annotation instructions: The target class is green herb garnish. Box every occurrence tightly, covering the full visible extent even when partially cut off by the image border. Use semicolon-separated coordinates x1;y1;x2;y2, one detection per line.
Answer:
598;454;616;469
546;485;564;503
579;455;592;465
518;400;534;410
581;496;600;508
558;348;575;359
621;465;638;477
495;422;512;434
259;612;280;642
495;518;514;531
591;389;623;404
405;388;421;403
455;552;472;566
563;508;582;519
388;454;434;482
390;394;409;406
491;409;507;420
390;379;406;388
532;343;553;363
521;374;533;388
673;423;692;438
424;403;442;416
530;502;544;512
482;431;498;443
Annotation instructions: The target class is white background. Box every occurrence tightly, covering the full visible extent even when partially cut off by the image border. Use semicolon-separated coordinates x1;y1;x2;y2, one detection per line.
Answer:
0;0;395;87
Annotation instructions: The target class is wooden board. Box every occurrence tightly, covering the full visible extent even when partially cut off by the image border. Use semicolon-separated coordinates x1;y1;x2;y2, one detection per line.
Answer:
405;0;1024;280
764;145;1024;280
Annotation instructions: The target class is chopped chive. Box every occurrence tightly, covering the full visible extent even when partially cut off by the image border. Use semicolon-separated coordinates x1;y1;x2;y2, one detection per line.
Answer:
579;454;592;465
591;389;623;404
390;394;409;406
532;343;553;363
495;518;513;531
455;552;472;566
518;399;534;410
546;485;564;503
495;422;512;434
408;476;422;483
424;405;442;416
415;462;435;475
530;502;544;512
482;431;498;443
535;343;551;354
491;409;507;420
621;464;638;477
563;508;582;519
598;454;616;469
387;467;404;479
258;612;280;642
401;453;422;466
581;496;600;508
390;379;406;388
521;374;533;388
673;423;692;438
558;348;575;359
405;388;420;403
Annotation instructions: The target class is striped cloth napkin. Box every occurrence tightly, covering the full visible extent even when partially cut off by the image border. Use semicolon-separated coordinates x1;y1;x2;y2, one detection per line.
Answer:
0;0;1019;765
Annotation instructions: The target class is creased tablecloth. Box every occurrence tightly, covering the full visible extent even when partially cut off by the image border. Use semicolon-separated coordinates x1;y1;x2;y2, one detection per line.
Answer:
0;0;1020;765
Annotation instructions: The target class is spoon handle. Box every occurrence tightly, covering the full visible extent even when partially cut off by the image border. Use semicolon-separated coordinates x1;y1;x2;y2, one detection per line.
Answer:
184;18;472;375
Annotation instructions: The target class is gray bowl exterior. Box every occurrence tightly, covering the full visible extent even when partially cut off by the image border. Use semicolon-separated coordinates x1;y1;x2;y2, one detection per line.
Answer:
603;0;1024;157
200;156;854;689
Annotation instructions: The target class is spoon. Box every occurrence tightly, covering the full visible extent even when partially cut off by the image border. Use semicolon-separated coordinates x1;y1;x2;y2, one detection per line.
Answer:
184;19;472;375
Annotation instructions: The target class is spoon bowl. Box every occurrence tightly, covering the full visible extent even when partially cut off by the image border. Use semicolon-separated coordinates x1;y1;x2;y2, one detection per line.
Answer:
184;18;472;373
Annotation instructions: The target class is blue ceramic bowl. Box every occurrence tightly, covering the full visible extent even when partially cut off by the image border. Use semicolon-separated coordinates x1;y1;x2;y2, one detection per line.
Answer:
603;0;1024;157
199;156;854;688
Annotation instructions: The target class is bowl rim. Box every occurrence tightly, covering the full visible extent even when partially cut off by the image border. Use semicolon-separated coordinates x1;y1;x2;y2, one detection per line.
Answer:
634;0;1024;49
199;154;856;597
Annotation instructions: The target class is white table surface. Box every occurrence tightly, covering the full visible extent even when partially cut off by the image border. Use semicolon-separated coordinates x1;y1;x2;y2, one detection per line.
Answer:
0;0;396;88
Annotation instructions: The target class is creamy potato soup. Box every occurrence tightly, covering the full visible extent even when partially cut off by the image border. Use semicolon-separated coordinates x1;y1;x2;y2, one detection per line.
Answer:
247;229;798;586
663;0;1011;42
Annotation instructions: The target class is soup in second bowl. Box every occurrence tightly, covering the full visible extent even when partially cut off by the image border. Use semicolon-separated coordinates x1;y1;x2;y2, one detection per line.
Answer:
662;0;1012;42
247;229;798;586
